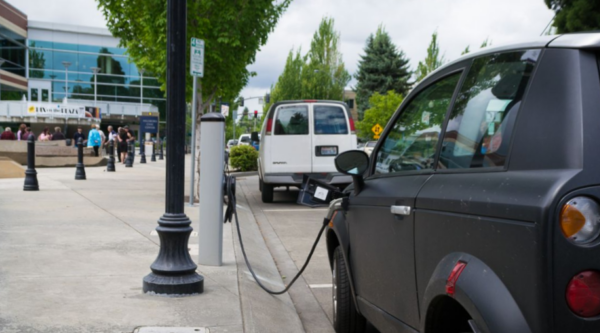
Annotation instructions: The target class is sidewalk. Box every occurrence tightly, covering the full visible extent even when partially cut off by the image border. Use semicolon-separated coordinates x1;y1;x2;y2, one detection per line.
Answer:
0;156;304;333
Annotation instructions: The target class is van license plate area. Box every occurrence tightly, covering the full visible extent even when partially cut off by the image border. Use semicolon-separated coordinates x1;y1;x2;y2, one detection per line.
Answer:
316;146;338;156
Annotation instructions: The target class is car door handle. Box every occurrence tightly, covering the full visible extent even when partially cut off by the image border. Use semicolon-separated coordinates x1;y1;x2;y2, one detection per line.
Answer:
391;205;411;216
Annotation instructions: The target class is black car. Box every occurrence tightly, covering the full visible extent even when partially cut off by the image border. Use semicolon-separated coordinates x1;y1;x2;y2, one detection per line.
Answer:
322;33;600;333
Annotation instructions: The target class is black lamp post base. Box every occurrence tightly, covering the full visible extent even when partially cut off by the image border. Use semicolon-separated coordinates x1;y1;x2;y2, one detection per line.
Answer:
75;164;86;180
23;169;39;191
143;272;204;295
140;155;147;163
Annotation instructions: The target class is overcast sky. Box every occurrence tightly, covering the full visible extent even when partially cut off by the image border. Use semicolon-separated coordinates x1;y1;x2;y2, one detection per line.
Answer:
11;0;555;116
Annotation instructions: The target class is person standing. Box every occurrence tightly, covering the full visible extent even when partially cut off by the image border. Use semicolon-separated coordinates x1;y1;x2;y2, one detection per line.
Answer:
73;127;85;147
39;127;52;141
87;124;101;157
0;127;15;140
16;124;26;141
118;127;129;164
97;126;106;156
24;127;34;141
51;127;65;141
106;126;117;155
116;126;123;162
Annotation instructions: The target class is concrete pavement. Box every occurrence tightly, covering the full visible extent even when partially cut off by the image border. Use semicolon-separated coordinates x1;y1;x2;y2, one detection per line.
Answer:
0;156;307;333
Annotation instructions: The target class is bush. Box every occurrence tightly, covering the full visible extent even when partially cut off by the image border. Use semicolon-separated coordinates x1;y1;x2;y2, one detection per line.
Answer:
230;145;259;171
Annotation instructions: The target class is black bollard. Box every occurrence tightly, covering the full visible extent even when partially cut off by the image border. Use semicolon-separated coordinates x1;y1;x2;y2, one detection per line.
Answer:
107;140;116;172
75;137;86;180
151;140;157;162
23;135;39;191
130;140;136;165
125;141;133;167
140;138;147;164
159;139;164;160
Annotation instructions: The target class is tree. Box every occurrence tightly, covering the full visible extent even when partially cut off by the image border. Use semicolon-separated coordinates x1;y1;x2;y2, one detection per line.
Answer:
415;32;445;82
264;48;305;111
28;42;46;79
98;0;291;199
546;0;600;33
460;38;491;56
354;25;411;120
357;91;404;140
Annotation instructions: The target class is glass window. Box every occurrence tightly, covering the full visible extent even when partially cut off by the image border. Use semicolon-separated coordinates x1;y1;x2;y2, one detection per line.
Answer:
30;89;38;101
438;50;540;169
374;72;461;175
314;105;348;134
274;105;309;135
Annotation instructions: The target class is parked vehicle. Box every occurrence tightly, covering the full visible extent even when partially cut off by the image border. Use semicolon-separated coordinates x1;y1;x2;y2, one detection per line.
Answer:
226;139;238;150
322;33;600;333
238;134;251;146
362;141;377;156
258;100;357;203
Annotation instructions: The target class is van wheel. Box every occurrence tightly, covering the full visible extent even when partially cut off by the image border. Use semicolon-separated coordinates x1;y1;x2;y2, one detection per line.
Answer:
333;246;366;333
262;183;274;203
259;178;263;192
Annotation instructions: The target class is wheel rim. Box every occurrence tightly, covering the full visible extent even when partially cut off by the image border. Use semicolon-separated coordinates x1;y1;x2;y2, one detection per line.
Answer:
332;257;337;323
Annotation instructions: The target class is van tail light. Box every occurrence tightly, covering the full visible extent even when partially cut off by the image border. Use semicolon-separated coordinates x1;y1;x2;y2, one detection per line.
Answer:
560;197;600;244
566;271;600;317
266;118;273;135
446;261;467;297
349;117;356;135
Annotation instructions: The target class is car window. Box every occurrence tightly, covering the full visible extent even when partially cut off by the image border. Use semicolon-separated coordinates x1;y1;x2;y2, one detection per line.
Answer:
366;141;377;148
438;50;540;169
274;105;309;135
314;105;348;134
374;72;461;175
240;136;250;143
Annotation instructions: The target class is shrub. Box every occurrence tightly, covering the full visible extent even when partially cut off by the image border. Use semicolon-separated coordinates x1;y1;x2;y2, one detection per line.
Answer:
230;145;259;171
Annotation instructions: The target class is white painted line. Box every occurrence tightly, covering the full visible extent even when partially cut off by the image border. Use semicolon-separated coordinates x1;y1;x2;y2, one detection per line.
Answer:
263;209;328;212
309;284;333;289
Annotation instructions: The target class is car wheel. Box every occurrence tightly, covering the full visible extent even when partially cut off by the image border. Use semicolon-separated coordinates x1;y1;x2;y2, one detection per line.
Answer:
333;246;366;333
261;183;274;203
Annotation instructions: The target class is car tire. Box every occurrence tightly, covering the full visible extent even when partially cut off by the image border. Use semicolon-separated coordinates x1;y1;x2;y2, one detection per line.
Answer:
333;246;366;333
261;183;274;203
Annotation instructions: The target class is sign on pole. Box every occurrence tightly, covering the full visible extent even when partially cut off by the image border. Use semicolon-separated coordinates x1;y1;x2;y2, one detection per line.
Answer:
190;38;204;77
221;103;229;117
371;123;383;139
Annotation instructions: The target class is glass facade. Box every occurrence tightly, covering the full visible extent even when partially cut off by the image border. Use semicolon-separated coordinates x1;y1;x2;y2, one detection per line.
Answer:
28;40;164;105
0;25;27;100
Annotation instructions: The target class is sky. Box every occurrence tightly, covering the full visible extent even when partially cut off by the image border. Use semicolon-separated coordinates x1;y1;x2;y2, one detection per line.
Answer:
10;0;556;118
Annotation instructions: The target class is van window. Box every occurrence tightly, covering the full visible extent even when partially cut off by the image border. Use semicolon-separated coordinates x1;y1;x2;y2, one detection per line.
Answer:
314;105;348;135
438;50;540;169
274;105;309;135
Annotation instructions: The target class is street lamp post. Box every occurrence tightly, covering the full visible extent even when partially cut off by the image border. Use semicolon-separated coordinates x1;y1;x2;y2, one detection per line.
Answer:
143;0;203;295
0;59;5;101
91;67;100;106
62;61;71;103
139;68;146;146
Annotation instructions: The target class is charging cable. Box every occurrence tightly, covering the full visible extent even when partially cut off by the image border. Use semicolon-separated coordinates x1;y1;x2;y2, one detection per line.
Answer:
224;175;329;295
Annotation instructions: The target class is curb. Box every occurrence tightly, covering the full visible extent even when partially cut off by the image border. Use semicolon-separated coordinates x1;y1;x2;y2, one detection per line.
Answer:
232;181;305;333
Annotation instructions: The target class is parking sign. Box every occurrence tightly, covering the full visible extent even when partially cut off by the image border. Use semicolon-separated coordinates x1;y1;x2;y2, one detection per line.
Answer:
190;38;204;77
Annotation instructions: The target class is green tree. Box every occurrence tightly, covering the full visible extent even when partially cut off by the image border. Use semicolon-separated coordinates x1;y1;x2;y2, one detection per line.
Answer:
357;91;404;140
546;0;600;33
354;25;411;120
415;32;445;82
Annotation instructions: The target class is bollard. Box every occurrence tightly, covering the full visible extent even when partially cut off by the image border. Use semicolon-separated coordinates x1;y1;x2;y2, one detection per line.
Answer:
23;135;39;191
125;140;133;167
198;113;225;266
159;139;164;160
130;140;136;165
140;138;147;164
75;137;86;180
107;140;116;172
151;139;157;162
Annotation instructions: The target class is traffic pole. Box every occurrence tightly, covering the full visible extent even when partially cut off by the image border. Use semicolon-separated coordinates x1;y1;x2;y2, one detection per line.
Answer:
189;75;197;205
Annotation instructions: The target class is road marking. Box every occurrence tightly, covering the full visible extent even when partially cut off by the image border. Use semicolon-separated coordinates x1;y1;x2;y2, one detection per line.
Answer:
263;209;328;212
309;284;333;289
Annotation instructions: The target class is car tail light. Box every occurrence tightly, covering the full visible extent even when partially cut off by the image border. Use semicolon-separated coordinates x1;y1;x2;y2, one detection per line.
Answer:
560;197;600;244
446;261;467;296
566;271;600;317
349;117;356;135
266;118;273;135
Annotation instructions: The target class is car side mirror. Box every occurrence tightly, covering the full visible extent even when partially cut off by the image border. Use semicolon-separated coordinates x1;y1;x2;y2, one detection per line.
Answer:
251;131;260;143
335;150;369;195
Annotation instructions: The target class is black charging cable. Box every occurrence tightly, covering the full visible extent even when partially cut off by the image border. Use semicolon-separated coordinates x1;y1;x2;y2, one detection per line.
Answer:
224;175;329;295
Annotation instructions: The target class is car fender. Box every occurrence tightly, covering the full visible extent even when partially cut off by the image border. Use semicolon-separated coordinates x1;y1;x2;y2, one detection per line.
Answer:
421;253;532;333
326;206;361;314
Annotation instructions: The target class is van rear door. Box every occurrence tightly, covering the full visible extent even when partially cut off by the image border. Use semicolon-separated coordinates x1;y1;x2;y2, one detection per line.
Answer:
312;103;355;172
269;104;312;174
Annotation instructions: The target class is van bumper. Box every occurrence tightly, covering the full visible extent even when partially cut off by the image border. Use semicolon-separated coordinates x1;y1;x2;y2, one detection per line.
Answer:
263;172;352;186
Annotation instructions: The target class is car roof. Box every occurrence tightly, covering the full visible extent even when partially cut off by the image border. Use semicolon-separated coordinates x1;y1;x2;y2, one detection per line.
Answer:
421;32;600;83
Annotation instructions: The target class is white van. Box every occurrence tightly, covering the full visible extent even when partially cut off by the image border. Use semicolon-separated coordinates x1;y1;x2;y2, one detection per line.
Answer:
257;100;357;202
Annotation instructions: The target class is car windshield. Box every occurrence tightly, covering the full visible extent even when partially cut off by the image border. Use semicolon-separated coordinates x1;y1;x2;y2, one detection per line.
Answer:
240;136;250;142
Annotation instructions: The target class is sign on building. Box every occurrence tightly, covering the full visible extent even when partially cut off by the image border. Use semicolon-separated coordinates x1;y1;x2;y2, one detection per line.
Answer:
190;38;205;77
27;103;84;118
140;116;159;134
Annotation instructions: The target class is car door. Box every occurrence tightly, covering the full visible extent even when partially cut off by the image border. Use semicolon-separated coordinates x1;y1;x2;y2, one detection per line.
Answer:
347;70;463;331
312;103;353;172
269;104;312;173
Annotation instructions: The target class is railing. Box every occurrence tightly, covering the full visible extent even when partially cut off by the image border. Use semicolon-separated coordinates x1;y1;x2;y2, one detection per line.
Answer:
0;100;159;120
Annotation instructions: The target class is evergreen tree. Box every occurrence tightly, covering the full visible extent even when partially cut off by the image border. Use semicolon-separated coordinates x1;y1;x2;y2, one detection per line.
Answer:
354;26;411;120
546;0;600;33
415;32;445;82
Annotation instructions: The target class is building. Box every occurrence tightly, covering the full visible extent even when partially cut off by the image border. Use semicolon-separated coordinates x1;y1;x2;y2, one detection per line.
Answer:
0;0;163;138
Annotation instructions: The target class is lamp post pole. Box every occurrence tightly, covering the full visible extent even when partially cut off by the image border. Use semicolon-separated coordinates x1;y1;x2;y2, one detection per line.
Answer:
62;61;71;103
0;59;5;101
143;0;203;295
139;68;146;147
91;67;100;106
